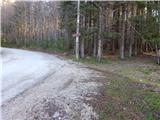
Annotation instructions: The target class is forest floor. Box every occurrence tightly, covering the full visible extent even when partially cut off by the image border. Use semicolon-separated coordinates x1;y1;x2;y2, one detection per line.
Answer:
71;55;160;120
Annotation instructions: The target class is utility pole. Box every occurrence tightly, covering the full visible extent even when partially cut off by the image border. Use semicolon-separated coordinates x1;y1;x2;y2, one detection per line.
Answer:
75;0;80;60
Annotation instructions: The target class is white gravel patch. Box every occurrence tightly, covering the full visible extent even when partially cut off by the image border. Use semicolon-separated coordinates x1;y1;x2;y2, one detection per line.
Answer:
1;48;103;120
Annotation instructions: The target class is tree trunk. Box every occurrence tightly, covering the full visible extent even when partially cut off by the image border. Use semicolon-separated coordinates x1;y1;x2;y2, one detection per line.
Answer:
134;39;138;56
80;38;84;58
157;1;160;65
93;37;97;57
119;5;125;60
93;15;97;57
80;15;85;58
155;45;160;65
127;3;133;58
97;7;103;62
64;10;69;49
80;39;84;59
75;0;80;60
112;39;115;54
129;44;133;58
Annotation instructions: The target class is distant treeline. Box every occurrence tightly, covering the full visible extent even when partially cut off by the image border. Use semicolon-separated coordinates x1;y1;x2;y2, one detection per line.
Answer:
1;1;160;64
2;1;60;48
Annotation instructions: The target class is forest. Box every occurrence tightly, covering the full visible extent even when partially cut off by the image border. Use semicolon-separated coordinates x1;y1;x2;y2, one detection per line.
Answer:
2;1;160;64
1;1;160;120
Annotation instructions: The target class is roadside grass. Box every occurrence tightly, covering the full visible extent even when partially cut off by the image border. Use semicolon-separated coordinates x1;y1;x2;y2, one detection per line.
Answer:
47;46;68;53
119;67;160;87
72;57;160;120
27;42;69;53
79;59;160;120
136;66;154;74
140;68;152;75
99;74;160;120
72;57;112;65
2;38;70;53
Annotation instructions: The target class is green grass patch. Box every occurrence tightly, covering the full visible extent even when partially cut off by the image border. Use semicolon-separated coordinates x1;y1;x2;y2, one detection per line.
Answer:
72;57;112;65
144;92;160;111
100;73;160;120
47;46;68;53
99;102;116;120
119;67;160;88
24;40;69;53
138;67;153;75
144;112;156;120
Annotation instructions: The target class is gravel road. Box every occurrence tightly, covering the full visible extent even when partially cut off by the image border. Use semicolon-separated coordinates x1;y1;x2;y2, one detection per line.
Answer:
1;48;103;120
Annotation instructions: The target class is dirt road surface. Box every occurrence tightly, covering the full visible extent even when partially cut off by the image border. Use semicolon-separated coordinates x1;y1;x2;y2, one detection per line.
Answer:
1;48;103;120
